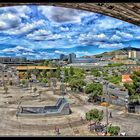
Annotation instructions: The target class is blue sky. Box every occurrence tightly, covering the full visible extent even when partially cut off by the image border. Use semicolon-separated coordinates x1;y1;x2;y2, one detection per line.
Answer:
0;5;140;60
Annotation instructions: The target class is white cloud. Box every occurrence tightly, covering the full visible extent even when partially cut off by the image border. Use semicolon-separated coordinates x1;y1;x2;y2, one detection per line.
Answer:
110;35;121;41
78;33;108;45
27;29;52;40
75;51;93;57
116;31;133;40
2;46;33;53
3;20;45;35
60;27;69;31
38;6;93;23
1;5;31;19
135;36;140;39
54;50;68;55
98;43;125;49
95;17;125;30
0;12;21;30
13;5;31;18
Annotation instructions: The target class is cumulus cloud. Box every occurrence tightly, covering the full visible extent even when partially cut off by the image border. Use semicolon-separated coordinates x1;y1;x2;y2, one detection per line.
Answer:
75;51;93;57
79;33;108;41
78;33;109;45
1;5;31;19
27;29;52;40
0;13;21;30
3;20;45;35
116;31;133;40
110;35;121;42
98;43;125;49
54;50;68;54
2;46;33;54
94;16;127;31
26;28;67;41
60;27;69;31
38;6;93;23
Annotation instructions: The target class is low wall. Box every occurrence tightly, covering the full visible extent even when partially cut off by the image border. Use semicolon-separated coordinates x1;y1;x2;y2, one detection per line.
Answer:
16;98;71;117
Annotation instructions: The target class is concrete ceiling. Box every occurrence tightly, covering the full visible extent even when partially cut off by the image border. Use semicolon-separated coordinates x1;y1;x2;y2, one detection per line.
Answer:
0;3;140;26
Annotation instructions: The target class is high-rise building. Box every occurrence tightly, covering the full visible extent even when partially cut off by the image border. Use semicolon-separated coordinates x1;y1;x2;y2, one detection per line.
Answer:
60;54;68;61
68;53;76;63
60;54;65;60
128;48;140;59
128;50;136;58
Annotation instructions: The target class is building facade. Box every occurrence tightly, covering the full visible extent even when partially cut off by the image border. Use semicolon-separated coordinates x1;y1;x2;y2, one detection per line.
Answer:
68;53;76;63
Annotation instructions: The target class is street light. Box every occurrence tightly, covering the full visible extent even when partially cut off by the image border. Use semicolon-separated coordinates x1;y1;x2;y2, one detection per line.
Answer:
104;81;109;126
60;71;65;99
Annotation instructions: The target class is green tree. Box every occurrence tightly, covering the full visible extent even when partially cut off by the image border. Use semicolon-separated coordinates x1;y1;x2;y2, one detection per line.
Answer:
86;108;104;122
44;60;49;66
85;83;103;98
56;66;61;79
42;78;48;84
73;68;85;79
26;70;31;79
64;68;69;82
69;66;74;76
21;79;26;85
91;68;101;77
69;78;85;92
124;71;140;102
9;80;13;86
107;124;120;136
33;87;37;94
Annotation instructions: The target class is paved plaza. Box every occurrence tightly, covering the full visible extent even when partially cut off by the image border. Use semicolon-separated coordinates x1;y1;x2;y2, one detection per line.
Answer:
0;84;140;136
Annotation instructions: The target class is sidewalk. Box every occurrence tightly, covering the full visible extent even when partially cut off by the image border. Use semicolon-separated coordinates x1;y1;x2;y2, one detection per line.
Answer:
108;104;140;118
109;104;124;111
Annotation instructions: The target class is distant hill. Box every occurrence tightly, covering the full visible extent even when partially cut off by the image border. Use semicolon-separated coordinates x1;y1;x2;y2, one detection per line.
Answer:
84;47;140;58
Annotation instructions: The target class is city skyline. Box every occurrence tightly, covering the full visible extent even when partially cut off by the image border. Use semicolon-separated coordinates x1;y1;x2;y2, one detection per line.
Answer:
0;5;140;59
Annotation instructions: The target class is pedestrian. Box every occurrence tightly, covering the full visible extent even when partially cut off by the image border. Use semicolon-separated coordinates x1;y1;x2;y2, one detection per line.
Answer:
55;126;60;135
101;110;104;114
109;112;112;118
81;116;83;121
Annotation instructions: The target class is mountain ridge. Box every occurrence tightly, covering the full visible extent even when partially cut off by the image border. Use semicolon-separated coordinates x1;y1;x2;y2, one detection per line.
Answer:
82;47;140;58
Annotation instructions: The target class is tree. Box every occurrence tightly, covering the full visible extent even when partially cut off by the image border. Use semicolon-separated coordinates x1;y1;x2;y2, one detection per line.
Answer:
69;66;74;76
69;78;85;92
73;68;85;79
85;83;103;99
107;124;120;136
86;108;104;123
124;71;140;103
3;86;8;94
33;87;37;94
9;80;13;86
91;68;101;77
56;66;61;79
64;68;69;82
26;70;31;79
21;79;27;85
42;78;48;84
44;60;49;66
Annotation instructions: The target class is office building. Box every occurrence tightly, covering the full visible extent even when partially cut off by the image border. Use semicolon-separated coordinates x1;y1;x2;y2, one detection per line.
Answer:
128;48;140;59
68;53;76;63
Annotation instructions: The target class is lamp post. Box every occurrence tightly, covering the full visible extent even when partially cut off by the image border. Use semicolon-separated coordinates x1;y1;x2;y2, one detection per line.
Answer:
105;81;109;126
61;71;65;99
